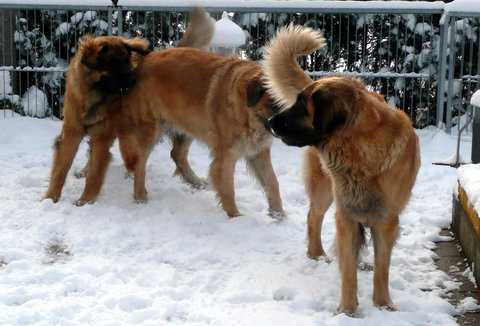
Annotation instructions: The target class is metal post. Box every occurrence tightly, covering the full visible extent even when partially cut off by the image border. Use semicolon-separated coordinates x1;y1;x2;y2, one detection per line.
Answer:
446;17;457;133
108;6;113;36
117;6;123;36
473;106;480;164
436;13;449;129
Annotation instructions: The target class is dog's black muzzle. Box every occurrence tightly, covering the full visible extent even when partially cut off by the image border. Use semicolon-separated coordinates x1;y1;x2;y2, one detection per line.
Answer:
97;70;137;95
268;112;320;147
118;72;136;95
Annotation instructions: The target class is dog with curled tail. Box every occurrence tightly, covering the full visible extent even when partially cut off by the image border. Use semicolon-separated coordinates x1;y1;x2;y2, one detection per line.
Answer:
263;25;420;315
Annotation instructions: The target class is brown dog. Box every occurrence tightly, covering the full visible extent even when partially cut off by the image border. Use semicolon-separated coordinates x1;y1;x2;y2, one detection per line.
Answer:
44;35;150;204
264;25;420;315
118;48;285;218
44;8;214;205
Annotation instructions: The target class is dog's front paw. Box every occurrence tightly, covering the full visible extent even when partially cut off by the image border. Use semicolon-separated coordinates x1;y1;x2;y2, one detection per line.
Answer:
307;243;327;261
75;199;95;206
186;176;208;190
44;194;59;203
134;192;148;203
358;261;374;271
226;210;241;218
268;209;286;220
374;301;397;312
193;179;208;190
307;252;332;263
336;304;358;318
74;169;86;179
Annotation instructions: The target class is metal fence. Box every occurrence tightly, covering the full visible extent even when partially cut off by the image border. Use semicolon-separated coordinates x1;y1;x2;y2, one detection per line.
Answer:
0;1;478;134
438;10;480;134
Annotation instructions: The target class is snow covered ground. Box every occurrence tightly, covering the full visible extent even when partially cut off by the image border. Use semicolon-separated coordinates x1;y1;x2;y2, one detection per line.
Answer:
0;110;477;325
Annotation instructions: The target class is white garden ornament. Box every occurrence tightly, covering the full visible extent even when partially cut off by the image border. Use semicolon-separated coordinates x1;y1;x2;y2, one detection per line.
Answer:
210;11;246;56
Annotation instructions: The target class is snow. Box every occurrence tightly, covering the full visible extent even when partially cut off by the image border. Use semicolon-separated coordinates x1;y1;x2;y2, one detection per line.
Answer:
91;19;109;32
471;90;480;107
0;0;479;323
70;12;84;25
445;0;480;13
55;22;71;37
465;93;480;215
83;11;97;22
21;86;51;118
458;164;480;214
0;69;13;95
211;12;246;47
457;297;480;314
0;111;475;325
415;22;432;35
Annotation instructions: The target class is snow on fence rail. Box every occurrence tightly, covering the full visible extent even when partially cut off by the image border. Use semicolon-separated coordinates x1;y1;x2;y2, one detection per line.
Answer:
0;0;479;132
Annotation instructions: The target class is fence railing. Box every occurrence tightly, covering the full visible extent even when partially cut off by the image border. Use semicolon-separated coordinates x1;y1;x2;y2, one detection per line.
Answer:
0;0;478;134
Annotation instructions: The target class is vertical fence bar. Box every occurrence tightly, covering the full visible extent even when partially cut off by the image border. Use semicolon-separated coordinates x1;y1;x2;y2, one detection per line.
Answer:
437;13;449;128
465;18;474;134
107;6;112;35
446;17;457;133
117;6;123;36
457;18;467;136
420;15;426;126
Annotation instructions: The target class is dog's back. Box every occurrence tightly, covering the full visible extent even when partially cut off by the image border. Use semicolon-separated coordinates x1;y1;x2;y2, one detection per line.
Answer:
131;49;266;147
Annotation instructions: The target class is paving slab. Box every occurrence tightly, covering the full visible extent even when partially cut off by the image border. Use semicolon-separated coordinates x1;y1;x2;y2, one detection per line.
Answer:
434;229;480;325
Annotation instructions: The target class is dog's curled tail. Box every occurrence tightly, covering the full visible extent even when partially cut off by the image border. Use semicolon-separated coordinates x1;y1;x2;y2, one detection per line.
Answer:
178;7;216;50
263;25;326;108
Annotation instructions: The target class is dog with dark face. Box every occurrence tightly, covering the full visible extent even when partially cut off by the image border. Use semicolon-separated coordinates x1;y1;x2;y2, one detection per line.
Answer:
45;7;219;206
118;49;285;218
44;35;150;204
263;25;420;315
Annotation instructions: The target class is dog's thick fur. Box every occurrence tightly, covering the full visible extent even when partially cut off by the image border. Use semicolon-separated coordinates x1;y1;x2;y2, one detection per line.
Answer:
178;7;216;50
44;8;215;205
44;35;150;204
264;25;420;315
119;49;284;218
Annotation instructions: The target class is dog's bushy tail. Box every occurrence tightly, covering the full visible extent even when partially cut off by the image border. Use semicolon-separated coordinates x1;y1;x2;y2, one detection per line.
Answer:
263;24;326;108
178;7;216;50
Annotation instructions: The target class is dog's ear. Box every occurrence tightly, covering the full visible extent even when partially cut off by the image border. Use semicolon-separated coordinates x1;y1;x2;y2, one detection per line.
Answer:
79;36;96;57
79;36;99;69
311;89;347;135
124;38;150;56
246;79;266;107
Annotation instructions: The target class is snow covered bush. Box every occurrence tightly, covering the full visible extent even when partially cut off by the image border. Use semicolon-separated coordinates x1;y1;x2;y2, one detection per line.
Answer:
0;70;22;114
21;86;51;118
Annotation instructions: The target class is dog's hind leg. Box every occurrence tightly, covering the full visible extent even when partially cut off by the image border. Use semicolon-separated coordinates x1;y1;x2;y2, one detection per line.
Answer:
170;133;207;189
132;127;158;203
210;148;240;217
304;147;333;259
371;215;399;311
45;122;85;202
76;128;116;205
306;193;332;259
246;148;284;219
118;132;139;174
